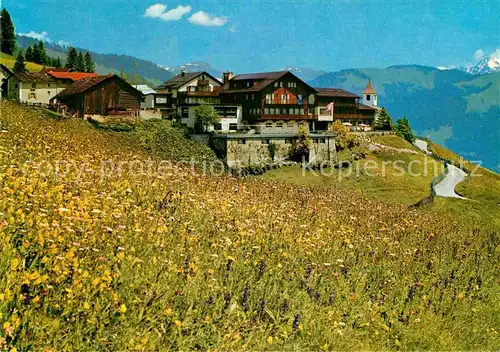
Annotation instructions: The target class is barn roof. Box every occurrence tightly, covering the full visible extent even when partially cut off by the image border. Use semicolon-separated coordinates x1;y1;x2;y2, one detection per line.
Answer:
314;88;360;98
54;75;114;98
53;74;142;100
230;71;288;81
46;70;98;81
156;71;221;90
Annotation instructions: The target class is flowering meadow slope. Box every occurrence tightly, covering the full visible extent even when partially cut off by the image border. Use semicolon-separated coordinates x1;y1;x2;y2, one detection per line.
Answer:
0;102;498;350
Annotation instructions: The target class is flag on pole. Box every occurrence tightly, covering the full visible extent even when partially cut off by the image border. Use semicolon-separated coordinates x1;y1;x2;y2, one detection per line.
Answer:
326;102;335;113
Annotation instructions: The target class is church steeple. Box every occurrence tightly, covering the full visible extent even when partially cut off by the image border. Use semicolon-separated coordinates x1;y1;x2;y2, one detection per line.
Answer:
363;79;378;107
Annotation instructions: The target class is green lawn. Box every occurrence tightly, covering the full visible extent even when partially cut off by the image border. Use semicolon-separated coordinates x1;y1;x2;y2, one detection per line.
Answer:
0;52;44;72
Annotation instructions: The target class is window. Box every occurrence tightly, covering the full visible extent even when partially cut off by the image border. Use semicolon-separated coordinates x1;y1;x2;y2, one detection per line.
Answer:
47;91;51;96
48;83;51;87
156;97;167;104
181;108;189;118
366;95;371;101
265;94;272;104
214;123;222;131
261;139;270;144
265;122;273;128
287;122;294;127
264;108;269;114
274;82;278;87
229;123;238;131
295;108;300;115
245;94;249;100
270;108;275;115
313;139;319;144
28;93;36;99
276;122;283;128
246;81;250;87
31;83;36;89
319;138;326;144
298;95;303;104
289;108;295;114
279;81;283;87
238;139;246;144
300;108;305;115
285;138;293;144
251;94;255;100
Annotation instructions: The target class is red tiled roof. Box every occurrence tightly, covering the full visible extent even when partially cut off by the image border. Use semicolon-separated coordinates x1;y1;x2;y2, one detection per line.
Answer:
54;75;114;99
363;80;376;94
47;71;98;81
314;87;360;98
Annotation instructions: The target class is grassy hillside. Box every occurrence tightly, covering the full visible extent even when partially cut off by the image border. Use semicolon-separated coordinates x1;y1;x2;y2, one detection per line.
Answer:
311;66;500;172
0;102;499;350
0;52;44;72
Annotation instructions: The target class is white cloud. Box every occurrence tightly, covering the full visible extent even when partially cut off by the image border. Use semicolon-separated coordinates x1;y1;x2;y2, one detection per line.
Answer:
188;11;227;26
144;3;191;21
19;30;50;42
491;48;500;60
474;49;485;60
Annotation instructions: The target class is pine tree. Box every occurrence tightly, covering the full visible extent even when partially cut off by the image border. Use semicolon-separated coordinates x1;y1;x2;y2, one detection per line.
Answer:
76;51;85;72
13;50;26;73
84;52;95;73
0;8;16;55
65;47;78;70
395;117;415;143
374;108;394;131
32;43;42;64
54;57;62;68
25;46;33;62
37;41;47;65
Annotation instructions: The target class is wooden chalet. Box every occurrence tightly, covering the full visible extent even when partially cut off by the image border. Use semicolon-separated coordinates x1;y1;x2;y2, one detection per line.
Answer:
220;71;317;126
51;74;142;116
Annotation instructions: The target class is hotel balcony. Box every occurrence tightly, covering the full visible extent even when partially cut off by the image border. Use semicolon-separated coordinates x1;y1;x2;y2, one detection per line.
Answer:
317;107;333;121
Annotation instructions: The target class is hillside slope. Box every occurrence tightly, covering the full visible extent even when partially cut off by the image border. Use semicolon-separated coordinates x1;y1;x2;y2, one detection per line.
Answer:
310;66;500;172
1;102;499;350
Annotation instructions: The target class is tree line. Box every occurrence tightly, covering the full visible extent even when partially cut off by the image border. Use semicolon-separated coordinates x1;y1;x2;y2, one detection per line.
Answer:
2;7;95;74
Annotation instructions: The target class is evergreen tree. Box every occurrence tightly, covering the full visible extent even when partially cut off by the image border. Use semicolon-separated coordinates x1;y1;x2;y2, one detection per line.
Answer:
0;8;16;55
32;43;42;64
65;47;78;70
13;50;26;73
54;57;62;68
37;41;47;65
374;108;394;131
84;52;95;73
395;117;415;143
76;51;85;71
24;46;33;62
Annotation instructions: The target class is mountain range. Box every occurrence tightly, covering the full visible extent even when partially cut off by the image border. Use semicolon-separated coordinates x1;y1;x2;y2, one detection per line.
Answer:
16;35;499;171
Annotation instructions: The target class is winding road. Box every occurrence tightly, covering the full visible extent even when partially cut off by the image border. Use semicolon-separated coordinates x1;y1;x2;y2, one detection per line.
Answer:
413;139;468;199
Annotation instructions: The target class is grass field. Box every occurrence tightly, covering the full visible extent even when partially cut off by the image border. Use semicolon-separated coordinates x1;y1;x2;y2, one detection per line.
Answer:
0;52;44;73
0;102;499;350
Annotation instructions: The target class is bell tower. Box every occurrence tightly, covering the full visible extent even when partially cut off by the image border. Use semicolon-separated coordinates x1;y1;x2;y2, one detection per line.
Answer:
363;79;377;107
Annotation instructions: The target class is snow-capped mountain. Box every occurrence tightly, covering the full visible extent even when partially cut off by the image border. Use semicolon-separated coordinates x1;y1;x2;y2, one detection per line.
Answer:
467;56;500;75
282;67;326;82
157;64;171;72
436;65;466;71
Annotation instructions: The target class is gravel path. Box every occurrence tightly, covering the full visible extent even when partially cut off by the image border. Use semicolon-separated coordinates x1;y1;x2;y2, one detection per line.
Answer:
433;164;468;199
414;139;468;199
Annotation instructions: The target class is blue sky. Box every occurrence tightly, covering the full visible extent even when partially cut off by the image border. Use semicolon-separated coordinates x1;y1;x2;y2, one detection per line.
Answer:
6;0;500;72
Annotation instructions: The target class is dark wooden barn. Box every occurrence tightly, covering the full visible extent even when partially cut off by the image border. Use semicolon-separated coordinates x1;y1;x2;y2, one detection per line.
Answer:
51;75;142;116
